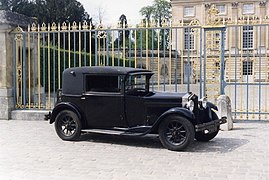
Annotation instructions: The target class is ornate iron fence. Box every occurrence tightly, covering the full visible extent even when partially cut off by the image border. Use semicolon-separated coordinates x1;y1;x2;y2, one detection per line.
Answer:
11;6;269;120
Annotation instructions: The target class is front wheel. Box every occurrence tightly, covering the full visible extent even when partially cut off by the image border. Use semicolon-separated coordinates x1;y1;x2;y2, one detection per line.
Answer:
55;110;81;141
195;111;219;142
158;116;195;151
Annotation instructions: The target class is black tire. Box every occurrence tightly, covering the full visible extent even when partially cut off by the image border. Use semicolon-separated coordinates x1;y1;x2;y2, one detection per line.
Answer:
55;110;81;141
195;111;219;142
158;116;195;151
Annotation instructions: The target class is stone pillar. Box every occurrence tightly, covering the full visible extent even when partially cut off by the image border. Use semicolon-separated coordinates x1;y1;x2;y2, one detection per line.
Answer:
217;95;233;131
231;2;239;20
259;1;267;17
0;17;13;119
0;10;33;119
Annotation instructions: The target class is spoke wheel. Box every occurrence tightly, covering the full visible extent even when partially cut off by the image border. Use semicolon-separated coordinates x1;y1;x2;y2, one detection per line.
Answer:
195;111;219;142
159;116;194;151
55;110;81;141
166;121;187;145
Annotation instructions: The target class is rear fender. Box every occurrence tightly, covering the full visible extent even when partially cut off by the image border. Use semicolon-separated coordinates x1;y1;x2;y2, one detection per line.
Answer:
151;107;195;132
49;102;82;124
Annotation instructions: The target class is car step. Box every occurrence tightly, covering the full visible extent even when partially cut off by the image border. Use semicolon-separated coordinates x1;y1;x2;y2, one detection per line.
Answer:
81;129;144;136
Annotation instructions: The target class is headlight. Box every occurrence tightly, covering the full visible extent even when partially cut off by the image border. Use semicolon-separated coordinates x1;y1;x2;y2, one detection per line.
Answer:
199;97;207;109
186;100;195;111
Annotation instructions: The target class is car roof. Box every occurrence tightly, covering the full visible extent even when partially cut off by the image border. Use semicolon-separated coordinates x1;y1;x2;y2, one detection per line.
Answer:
64;66;153;75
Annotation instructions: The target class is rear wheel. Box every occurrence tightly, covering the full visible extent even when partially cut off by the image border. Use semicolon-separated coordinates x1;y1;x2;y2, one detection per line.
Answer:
55;110;81;141
158;116;195;151
195;111;219;142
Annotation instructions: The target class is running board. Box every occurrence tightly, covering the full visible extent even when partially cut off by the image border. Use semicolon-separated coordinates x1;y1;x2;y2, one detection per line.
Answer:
81;129;145;136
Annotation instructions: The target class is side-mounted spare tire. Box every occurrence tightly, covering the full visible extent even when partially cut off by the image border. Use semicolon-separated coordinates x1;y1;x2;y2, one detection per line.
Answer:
54;110;82;141
195;111;220;142
158;115;195;151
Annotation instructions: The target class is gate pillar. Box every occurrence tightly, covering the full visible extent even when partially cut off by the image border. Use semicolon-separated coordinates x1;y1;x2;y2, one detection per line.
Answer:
0;27;13;119
0;10;32;119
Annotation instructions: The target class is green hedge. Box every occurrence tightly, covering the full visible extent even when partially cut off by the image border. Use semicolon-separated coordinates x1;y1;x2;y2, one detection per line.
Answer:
39;46;135;92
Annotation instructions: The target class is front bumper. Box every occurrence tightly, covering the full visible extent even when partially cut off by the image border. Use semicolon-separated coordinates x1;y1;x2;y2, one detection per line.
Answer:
195;117;227;133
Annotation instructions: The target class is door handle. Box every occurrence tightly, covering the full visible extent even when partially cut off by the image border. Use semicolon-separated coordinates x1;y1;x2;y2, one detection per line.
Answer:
81;97;86;100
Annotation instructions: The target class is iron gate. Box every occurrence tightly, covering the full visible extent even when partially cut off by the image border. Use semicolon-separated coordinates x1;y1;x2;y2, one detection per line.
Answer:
11;6;269;120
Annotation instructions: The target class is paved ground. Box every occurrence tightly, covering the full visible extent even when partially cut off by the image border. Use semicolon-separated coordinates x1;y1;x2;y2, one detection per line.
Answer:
0;120;268;180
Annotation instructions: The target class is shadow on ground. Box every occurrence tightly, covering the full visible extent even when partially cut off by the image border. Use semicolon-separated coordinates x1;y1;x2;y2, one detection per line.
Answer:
79;133;249;153
188;138;249;153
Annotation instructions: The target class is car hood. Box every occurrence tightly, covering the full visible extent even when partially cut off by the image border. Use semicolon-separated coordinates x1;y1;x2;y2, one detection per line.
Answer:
144;91;186;104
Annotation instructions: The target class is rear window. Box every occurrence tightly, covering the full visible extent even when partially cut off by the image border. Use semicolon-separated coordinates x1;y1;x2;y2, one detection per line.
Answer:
85;75;122;93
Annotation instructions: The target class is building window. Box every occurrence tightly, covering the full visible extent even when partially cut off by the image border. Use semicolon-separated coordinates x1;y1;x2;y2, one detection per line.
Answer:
208;31;226;50
243;26;253;49
214;32;220;48
216;5;226;15
184;28;194;50
243;4;254;14
242;61;253;75
184;6;195;17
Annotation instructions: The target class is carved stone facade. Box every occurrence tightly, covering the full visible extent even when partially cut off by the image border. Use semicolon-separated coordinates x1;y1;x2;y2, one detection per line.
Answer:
171;0;269;83
171;0;268;25
171;1;269;119
231;2;239;8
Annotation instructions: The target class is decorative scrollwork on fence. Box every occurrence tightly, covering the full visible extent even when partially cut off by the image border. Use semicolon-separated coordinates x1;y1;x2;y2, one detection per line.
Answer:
97;24;107;38
206;5;222;27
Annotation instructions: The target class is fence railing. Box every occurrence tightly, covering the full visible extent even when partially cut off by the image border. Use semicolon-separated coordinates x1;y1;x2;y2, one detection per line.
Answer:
11;8;269;120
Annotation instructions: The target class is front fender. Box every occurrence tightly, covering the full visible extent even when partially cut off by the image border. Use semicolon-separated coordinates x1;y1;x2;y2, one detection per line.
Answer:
151;107;195;132
206;102;218;111
49;102;82;124
204;102;218;120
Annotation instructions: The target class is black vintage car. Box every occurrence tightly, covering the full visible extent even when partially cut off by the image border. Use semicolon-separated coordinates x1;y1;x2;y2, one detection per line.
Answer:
47;66;226;151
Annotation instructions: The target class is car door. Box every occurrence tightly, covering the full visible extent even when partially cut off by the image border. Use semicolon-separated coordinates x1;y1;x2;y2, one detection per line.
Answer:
83;74;127;128
124;74;148;127
125;95;146;127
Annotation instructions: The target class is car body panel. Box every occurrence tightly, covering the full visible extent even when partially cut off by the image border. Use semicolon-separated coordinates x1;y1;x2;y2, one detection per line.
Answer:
48;66;226;137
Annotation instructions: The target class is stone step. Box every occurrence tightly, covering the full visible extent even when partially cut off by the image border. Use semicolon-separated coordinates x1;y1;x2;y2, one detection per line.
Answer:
11;110;50;121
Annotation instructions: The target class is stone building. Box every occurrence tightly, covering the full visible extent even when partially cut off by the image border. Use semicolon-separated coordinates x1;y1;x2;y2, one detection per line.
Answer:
171;0;269;83
171;0;268;24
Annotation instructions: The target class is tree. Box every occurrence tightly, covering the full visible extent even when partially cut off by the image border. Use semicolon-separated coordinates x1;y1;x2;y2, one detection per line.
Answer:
139;6;154;23
0;0;11;10
133;29;158;50
114;14;130;47
119;14;129;43
1;0;91;24
152;0;171;26
139;0;172;49
140;0;171;26
8;0;36;18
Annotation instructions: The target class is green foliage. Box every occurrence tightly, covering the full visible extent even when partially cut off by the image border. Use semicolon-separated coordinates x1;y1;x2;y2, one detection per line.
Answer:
152;0;171;26
139;0;172;49
1;0;91;24
0;0;11;10
133;29;158;50
139;6;154;23
140;0;171;25
39;46;134;92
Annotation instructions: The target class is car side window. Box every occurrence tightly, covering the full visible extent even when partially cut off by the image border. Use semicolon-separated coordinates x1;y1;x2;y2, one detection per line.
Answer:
125;75;147;90
85;75;122;93
125;74;150;96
